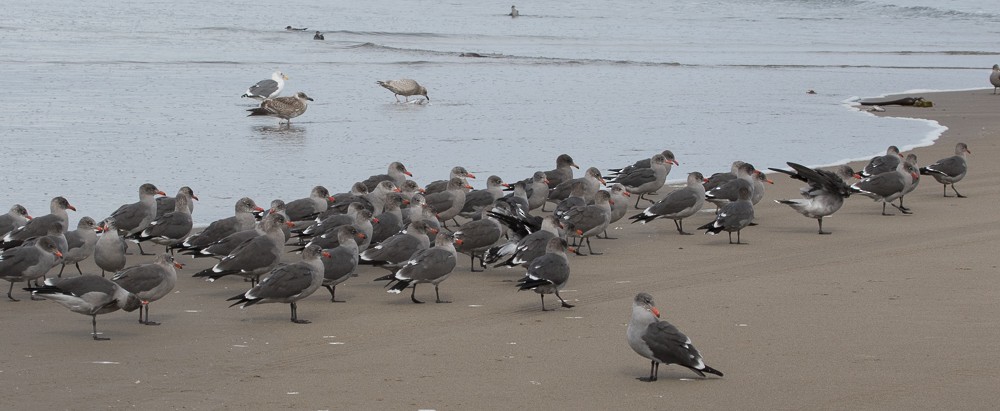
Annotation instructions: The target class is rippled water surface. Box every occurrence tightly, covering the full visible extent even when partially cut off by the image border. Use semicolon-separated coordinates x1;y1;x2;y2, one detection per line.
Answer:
2;0;998;222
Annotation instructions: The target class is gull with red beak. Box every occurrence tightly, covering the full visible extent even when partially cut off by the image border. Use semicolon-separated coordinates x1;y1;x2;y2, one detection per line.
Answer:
628;292;723;381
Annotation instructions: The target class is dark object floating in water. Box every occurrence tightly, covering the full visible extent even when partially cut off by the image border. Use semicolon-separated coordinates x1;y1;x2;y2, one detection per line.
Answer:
314;31;324;40
286;26;307;31
858;97;932;107
460;52;486;58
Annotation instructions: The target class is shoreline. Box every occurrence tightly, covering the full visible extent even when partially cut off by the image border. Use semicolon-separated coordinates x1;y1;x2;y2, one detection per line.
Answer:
2;89;997;409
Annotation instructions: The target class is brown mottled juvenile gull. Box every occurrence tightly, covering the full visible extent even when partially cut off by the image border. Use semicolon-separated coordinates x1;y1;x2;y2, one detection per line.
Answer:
247;91;313;124
376;79;429;103
241;71;288;100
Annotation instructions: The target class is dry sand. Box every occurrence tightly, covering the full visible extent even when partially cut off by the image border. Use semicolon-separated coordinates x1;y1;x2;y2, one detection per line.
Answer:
2;89;998;410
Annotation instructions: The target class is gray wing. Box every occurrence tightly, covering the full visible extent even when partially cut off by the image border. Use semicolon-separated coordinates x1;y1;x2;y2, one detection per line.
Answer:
563;206;605;230
525;253;569;285
855;173;904;198
6;214;59;241
361;175;391;192
706;179;750;201
108;202;146;231
925;155;965;177
719;201;754;230
424;179;448;195
361;234;420;264
217;237;280;273
648;188;699;216
397;248;456;282
613;168;656;188
510;232;555;265
245;79;279;98
184;216;238;247
461;190;494;213
547;178;580;201
424;191;456;214
642;320;705;370
324;246;358;285
285;198;319;221
64;230;87;250
143;211;192;239
247;262;313;300
864;155;900;175
0;246;35;279
455;221;502;251
112;264;164;294
370;213;402;244
202;230;258;256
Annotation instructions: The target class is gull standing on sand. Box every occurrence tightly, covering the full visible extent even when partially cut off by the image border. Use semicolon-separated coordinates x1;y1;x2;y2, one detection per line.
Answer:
990;64;1000;94
134;194;194;252
516;237;574;311
704;163;756;212
375;232;458;304
454;209;504;272
25;276;141;340
698;186;754;244
426;177;472;228
895;154;920;212
241;71;288;100
360;220;433;272
549;167;606;204
247;91;313;124
58;217;99;276
485;214;561;268
2;197;74;249
769;162;852;235
627;292;724;381
94;220;127;277
850;162;917;215
112;253;183;325
561;190;614;255
460;175;510;219
106;183;165;256
376;79;429;103
322;225;366;303
920;142;971;198
227;244;329;324
0;237;63;301
629;172;708;235
609;153;676;208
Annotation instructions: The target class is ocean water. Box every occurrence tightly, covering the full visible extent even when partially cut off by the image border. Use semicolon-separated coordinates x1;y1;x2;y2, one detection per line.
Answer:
1;0;998;223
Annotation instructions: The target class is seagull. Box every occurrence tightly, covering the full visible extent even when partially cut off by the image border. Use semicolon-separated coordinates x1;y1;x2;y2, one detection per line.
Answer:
990;64;1000;94
246;91;313;124
920;142;971;198
769;162;853;234
241;71;288;100
627;292;724;381
509;5;519;17
376;79;429;103
25;276;142;340
313;31;325;40
516;238;574;311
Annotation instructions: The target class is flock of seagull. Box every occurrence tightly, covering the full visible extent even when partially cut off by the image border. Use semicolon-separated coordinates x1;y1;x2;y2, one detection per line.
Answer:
0;137;972;379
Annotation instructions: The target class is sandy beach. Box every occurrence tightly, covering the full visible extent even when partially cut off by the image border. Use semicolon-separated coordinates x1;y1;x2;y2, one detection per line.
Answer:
2;89;998;410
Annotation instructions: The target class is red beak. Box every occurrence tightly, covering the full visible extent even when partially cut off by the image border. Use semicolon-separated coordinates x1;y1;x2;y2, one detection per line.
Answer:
173;262;185;269
651;307;660;318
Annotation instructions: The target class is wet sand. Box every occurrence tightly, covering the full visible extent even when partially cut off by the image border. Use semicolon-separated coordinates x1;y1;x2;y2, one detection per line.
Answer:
2;89;998;409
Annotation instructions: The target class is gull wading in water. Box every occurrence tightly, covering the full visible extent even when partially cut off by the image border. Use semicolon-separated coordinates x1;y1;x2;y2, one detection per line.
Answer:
241;71;288;101
376;79;429;103
247;91;313;124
